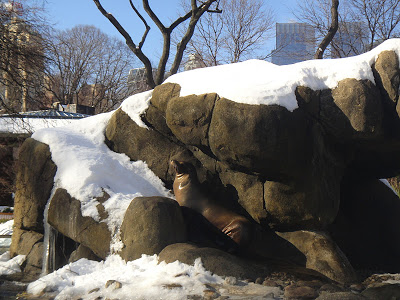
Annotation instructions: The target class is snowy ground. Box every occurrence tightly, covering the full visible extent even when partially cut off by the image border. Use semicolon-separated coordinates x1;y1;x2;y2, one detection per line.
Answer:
0;117;79;134
0;220;25;275
26;255;282;300
0;220;13;250
0;217;279;299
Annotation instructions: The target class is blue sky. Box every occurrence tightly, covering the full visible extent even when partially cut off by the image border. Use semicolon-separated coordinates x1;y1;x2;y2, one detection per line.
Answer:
46;0;299;64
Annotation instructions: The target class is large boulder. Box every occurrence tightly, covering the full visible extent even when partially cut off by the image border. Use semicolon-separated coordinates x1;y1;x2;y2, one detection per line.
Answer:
159;243;269;280
321;79;383;140
276;231;357;284
10;138;56;279
118;197;187;261
13;138;56;232
47;188;111;259
105;108;187;185
9;228;43;279
373;50;400;107
144;82;181;136
166;93;218;149
208;99;309;177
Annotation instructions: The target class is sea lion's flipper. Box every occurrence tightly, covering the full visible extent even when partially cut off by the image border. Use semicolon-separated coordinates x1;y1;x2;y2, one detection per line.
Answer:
181;207;240;253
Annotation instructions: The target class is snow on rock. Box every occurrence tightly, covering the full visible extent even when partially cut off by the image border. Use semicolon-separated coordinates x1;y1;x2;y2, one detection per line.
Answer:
0;251;25;275
32;111;172;251
27;254;224;300
166;39;400;112
120;90;153;129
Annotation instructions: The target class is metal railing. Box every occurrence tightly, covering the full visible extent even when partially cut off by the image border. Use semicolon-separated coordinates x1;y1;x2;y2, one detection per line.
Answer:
0;213;13;220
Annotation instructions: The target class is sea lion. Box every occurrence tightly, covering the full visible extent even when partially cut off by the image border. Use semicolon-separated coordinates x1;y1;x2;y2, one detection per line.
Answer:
170;160;253;248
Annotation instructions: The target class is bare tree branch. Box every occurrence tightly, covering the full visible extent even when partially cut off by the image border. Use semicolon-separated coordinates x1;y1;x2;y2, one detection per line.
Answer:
93;0;155;88
142;0;166;33
128;0;150;49
181;0;274;66
93;0;219;88
314;0;339;59
170;0;217;75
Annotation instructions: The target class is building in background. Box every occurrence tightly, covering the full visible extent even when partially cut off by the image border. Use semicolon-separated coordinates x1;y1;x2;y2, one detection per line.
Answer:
127;67;157;94
0;3;45;113
184;53;206;71
271;23;315;65
331;22;365;58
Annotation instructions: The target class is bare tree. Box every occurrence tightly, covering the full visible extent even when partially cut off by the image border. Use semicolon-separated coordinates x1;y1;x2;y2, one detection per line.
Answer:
295;0;400;58
46;25;135;114
350;0;400;50
293;0;341;58
0;0;48;113
93;0;220;89
181;0;275;66
315;0;339;58
182;5;225;66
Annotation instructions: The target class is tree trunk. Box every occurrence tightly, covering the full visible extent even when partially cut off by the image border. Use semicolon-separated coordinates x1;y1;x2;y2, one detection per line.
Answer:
314;0;339;59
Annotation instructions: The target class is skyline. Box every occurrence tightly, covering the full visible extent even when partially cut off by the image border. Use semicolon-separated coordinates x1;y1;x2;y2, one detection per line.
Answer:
46;0;299;64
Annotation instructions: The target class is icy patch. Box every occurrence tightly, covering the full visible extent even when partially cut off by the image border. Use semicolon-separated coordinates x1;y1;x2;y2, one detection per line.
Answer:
166;39;400;112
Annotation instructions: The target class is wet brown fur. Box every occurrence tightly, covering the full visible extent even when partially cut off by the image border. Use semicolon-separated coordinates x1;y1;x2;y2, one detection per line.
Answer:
170;160;252;248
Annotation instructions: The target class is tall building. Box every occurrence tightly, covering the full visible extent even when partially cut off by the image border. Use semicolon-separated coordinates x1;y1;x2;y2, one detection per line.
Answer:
184;53;206;71
331;22;365;58
271;23;315;65
127;67;156;94
0;3;45;113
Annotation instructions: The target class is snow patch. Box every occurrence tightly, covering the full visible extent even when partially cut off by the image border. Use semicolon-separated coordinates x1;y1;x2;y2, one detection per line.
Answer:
166;39;400;112
0;252;25;275
120;90;153;129
27;254;224;300
0;117;79;134
32;111;172;252
0;219;13;235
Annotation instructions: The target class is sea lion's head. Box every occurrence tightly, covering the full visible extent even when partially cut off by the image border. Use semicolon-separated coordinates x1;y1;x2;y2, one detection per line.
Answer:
170;160;198;183
170;160;200;207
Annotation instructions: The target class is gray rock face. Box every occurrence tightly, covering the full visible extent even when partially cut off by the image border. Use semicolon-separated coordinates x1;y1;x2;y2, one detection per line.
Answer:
69;244;100;263
144;82;181;136
373;50;400;106
362;284;400;300
209;99;309;177
105;108;187;185
13;138;56;232
118;197;187;261
9;228;44;280
276;231;357;285
47;188;111;259
166;93;218;148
